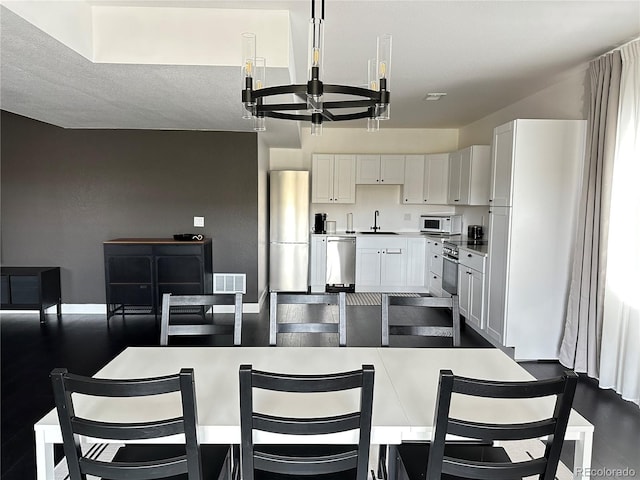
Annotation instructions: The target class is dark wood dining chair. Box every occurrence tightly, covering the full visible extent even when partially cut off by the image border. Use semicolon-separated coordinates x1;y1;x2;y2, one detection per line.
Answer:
395;369;578;480
50;367;232;480
380;294;461;347
160;292;243;346
269;291;347;346
239;363;375;480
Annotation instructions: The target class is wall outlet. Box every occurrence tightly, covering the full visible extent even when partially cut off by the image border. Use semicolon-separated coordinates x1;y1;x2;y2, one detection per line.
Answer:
193;216;205;227
404;213;411;221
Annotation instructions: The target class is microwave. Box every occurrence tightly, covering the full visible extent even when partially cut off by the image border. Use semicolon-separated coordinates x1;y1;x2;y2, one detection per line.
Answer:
420;215;462;234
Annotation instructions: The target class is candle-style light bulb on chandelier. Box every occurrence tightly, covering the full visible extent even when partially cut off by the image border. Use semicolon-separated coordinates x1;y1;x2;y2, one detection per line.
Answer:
242;0;391;135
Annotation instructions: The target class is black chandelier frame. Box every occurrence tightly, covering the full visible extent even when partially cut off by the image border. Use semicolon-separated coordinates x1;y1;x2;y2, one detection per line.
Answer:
242;76;390;124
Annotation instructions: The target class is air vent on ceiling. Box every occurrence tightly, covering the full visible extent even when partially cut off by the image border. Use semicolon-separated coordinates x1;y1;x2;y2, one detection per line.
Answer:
213;273;246;294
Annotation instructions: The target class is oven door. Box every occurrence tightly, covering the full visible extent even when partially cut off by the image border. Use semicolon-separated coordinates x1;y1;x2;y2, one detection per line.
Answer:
442;255;458;295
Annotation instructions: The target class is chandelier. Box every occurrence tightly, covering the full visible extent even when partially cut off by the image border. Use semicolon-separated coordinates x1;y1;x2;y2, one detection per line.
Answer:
241;0;392;135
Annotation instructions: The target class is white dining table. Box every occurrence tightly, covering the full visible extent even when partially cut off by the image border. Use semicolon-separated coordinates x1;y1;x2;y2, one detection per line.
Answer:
34;347;593;480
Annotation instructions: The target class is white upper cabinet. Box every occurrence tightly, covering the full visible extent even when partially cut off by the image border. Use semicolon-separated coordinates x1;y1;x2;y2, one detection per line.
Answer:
380;155;406;184
311;154;356;204
489;122;515;207
356;154;405;184
447;145;490;205
403;154;449;205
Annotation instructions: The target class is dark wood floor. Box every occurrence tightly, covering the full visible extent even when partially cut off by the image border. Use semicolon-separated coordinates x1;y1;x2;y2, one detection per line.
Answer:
2;304;639;480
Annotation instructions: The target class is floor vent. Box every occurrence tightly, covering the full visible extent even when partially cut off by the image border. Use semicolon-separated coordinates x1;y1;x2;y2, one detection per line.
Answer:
213;273;246;294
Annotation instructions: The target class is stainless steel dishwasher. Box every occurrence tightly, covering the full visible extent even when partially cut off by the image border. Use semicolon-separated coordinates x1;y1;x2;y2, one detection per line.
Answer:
325;236;356;292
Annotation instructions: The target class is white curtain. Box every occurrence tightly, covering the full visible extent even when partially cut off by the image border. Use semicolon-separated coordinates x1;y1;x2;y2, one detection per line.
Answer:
559;50;621;376
599;40;640;406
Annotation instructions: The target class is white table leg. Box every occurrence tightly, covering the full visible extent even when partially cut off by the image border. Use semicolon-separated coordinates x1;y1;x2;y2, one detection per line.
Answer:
573;431;594;480
35;429;55;480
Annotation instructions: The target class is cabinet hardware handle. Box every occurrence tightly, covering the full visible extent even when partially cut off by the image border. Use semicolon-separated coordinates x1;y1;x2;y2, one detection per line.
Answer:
405;198;408;201
468;254;472;257
381;179;384;182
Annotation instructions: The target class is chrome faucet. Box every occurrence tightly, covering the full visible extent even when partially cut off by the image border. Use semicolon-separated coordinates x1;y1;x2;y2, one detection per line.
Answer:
371;210;380;232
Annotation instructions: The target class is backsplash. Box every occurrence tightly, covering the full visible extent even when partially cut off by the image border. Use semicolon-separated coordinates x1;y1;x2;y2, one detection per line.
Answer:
310;184;461;233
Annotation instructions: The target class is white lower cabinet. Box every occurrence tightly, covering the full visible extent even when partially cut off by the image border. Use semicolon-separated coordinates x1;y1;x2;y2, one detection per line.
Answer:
406;238;427;287
425;238;444;297
355;237;409;292
457;247;487;331
309;235;327;293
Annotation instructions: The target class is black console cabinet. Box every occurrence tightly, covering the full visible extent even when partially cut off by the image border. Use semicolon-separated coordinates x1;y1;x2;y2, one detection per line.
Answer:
1;267;62;322
104;238;212;319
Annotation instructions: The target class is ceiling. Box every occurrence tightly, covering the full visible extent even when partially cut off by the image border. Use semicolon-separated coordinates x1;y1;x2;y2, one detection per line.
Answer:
1;1;639;148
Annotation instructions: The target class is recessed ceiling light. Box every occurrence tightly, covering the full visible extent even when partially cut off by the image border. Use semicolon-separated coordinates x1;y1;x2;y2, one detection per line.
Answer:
424;92;447;101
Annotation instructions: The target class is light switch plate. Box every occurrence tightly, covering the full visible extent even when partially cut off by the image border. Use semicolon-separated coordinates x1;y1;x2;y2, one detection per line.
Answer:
193;216;205;227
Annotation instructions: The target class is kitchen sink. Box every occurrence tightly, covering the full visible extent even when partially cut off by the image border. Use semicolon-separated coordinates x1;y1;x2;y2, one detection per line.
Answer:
359;231;398;234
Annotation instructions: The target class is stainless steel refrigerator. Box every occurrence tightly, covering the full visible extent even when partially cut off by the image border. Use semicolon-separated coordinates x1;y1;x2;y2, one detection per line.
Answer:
269;171;309;292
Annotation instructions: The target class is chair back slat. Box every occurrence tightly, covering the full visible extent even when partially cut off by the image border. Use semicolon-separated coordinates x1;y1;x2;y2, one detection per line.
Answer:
63;372;181;397
442;456;547;480
424;369;578;480
254;412;361;435
382;294;461;347
51;367;203;480
160;292;243;346
447;418;557;442
254;450;359;475
239;364;374;480
451;374;570;398
251;368;364;392
71;417;185;440
79;456;188;480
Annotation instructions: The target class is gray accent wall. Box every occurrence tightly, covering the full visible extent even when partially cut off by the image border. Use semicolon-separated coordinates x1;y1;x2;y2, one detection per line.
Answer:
1;111;260;303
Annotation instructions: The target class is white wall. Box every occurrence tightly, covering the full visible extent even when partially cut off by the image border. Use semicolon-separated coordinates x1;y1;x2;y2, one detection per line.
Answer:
459;67;589;146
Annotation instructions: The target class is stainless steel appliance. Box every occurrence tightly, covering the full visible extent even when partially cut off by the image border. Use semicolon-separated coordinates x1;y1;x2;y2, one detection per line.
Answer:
442;241;459;295
325;236;356;292
269;171;309;292
420;215;462;234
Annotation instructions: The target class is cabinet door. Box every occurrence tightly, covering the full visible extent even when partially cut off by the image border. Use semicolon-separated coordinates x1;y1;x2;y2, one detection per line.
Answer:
380;155;405;184
356;248;381;287
458;147;472;205
468;145;491;206
356;155;381;184
309;236;327;292
402;155;425;204
311;154;334;203
381;248;406;287
458;268;470;318
490;122;515;207
469;269;485;330
428;241;443;275
428;273;442;297
424;153;449;204
333;155;357;203
8;276;39;304
406;238;426;286
447;151;462;204
486;207;510;343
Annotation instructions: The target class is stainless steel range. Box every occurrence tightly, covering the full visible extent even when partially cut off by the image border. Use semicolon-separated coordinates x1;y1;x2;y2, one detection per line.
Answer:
442;241;459;295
